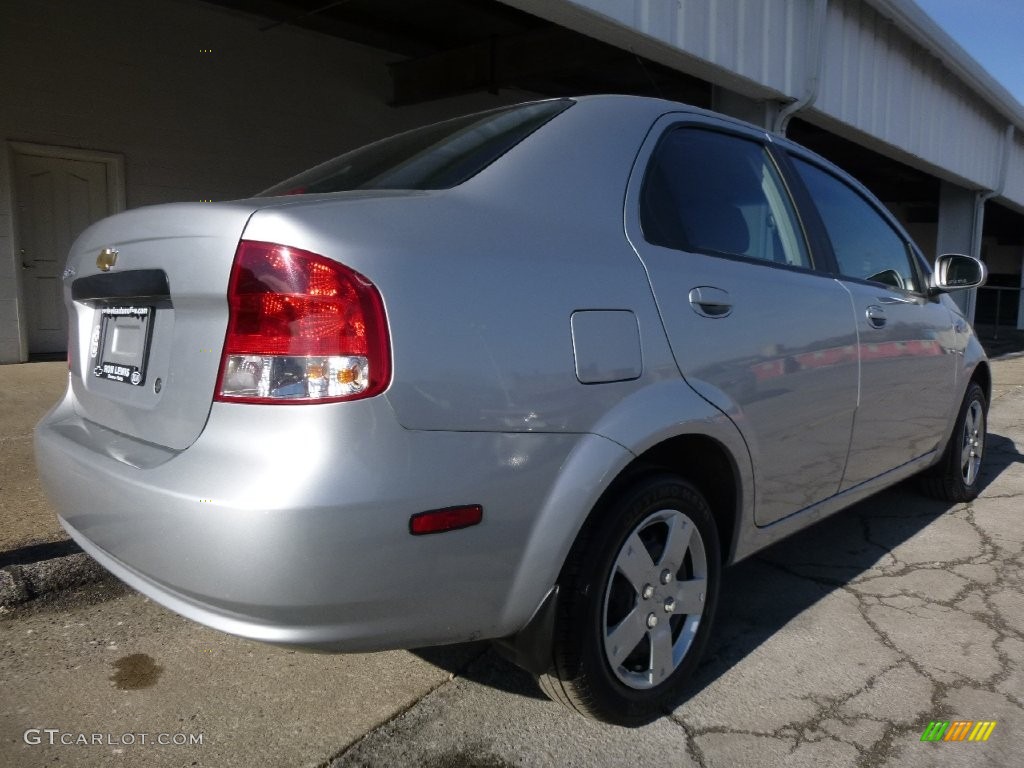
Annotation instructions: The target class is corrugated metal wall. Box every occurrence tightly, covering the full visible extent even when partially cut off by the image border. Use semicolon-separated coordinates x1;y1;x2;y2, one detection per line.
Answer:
1006;134;1024;205
504;0;1023;210
575;0;808;98
816;0;1005;194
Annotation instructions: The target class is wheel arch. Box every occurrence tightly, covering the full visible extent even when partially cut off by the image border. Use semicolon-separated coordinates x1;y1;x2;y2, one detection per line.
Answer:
970;359;992;406
496;430;744;679
557;434;742;591
627;434;741;565
498;379;753;637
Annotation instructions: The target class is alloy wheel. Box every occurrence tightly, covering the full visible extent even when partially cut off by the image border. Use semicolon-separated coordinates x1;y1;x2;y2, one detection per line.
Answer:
602;509;708;689
960;399;985;486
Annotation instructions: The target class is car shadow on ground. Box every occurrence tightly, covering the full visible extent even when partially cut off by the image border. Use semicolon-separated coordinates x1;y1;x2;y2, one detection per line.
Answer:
984;432;1024;477
411;431;1024;705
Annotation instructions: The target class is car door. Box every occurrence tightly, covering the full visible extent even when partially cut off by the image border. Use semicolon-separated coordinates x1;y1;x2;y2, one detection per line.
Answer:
625;118;860;526
787;155;958;490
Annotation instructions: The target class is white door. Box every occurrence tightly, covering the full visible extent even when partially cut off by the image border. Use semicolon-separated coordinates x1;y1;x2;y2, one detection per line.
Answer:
13;151;113;354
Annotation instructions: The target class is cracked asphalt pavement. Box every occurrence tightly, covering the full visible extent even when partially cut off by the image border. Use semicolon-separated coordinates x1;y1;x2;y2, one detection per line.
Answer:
333;360;1024;768
2;356;1023;767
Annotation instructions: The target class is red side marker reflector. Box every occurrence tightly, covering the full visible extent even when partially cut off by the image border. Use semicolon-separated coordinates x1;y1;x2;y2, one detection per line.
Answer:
409;505;483;536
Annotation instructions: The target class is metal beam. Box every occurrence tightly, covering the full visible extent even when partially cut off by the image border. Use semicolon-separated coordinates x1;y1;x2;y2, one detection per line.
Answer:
389;26;621;105
204;0;436;56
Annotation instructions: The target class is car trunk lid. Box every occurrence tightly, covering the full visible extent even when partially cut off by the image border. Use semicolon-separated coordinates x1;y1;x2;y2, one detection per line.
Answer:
65;202;258;450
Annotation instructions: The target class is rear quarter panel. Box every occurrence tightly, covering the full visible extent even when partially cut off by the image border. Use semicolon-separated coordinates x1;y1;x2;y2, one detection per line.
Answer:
241;98;758;619
241;99;680;435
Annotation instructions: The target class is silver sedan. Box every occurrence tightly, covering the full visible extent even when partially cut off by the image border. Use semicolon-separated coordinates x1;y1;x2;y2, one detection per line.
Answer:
36;95;988;725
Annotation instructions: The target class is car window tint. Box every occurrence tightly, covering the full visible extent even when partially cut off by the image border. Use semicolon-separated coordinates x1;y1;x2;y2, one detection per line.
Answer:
793;158;918;292
641;128;811;268
261;99;573;195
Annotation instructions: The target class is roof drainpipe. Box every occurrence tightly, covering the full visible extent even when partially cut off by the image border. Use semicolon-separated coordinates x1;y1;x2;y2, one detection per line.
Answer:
774;0;829;135
966;123;1014;323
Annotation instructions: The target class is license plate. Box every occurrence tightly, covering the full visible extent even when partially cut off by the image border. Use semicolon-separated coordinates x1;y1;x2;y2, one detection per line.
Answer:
90;306;154;386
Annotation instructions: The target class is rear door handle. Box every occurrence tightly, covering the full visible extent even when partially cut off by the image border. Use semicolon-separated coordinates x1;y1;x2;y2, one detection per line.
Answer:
688;286;732;318
865;304;887;328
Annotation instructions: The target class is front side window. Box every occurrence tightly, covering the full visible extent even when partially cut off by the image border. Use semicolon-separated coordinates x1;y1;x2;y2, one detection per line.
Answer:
793;158;919;292
641;128;811;269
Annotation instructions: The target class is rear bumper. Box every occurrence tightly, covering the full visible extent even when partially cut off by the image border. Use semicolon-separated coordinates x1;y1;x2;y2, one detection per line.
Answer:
35;393;587;651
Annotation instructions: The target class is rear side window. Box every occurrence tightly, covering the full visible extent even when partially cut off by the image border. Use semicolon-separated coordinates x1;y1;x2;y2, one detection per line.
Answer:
641;128;811;269
261;99;573;195
793;158;920;292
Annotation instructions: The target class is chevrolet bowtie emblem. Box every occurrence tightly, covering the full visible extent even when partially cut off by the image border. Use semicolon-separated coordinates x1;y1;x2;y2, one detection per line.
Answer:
97;248;118;272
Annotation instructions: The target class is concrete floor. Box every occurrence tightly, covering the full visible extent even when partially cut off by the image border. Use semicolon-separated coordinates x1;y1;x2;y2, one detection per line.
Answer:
2;357;1022;767
0;361;67;551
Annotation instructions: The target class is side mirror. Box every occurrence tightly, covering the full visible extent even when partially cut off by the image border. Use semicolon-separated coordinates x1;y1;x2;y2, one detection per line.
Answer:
931;254;987;293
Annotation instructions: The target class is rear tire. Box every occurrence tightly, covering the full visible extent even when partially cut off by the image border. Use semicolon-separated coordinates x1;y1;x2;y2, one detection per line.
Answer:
920;381;987;503
538;474;721;725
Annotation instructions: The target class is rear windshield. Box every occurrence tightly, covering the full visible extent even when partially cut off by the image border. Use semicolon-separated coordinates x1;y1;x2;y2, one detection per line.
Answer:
260;99;573;196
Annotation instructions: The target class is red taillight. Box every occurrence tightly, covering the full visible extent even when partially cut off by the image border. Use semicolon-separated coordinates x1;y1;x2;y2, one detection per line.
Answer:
216;240;390;404
409;506;484;535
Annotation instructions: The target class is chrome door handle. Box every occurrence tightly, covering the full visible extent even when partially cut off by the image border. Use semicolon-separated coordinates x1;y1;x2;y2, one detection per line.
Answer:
688;286;733;318
865;305;886;328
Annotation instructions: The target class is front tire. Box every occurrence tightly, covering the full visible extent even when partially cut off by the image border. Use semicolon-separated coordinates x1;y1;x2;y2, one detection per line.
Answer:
921;381;987;502
538;474;721;725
